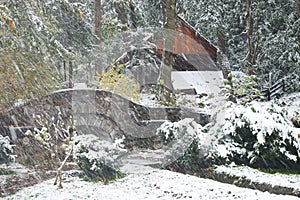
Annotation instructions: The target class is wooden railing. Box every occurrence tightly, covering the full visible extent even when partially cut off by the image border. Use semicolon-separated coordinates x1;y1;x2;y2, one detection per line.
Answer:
261;77;296;101
56;60;73;89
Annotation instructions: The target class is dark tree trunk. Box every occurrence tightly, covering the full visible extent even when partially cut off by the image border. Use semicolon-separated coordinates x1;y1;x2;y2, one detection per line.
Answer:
297;0;300;18
114;0;137;30
69;61;73;88
163;0;176;31
246;0;256;75
129;0;137;29
94;0;101;43
114;1;129;31
63;60;67;81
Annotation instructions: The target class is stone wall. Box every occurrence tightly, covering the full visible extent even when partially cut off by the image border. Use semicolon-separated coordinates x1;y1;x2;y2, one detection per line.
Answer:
0;89;210;144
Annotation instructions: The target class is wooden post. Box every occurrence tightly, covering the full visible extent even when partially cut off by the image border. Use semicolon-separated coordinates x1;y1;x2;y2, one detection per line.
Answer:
63;61;67;81
69;61;73;88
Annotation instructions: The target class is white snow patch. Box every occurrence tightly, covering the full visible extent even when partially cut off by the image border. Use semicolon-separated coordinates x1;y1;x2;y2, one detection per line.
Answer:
216;165;300;189
172;71;223;95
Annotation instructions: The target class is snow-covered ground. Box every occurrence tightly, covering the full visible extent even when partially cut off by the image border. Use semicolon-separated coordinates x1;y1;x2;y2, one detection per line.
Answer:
2;89;300;199
216;165;300;189
3;164;300;200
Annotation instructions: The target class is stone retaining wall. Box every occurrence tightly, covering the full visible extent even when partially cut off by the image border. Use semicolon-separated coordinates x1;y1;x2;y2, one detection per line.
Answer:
0;89;210;143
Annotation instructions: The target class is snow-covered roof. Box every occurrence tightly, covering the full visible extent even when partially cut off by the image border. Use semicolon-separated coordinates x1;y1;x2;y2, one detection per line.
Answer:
172;71;223;95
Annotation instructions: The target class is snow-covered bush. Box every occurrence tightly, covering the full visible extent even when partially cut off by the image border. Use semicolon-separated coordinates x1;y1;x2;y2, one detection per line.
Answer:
73;134;125;182
224;73;263;103
0;135;15;164
157;120;182;145
211;101;300;170
154;96;300;172
157;119;208;170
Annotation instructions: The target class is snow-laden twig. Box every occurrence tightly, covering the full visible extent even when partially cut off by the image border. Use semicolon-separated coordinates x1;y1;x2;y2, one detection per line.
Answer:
53;147;73;189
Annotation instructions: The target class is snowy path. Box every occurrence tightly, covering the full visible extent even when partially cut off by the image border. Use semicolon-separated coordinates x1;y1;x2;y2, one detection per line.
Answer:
120;149;165;168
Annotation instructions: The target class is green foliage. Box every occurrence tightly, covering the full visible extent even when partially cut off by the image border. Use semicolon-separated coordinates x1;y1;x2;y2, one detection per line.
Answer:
70;0;128;40
292;114;300;128
223;123;300;170
259;168;300;175
25;127;51;149
198;102;205;108
24;112;77;161
101;17;123;40
0;0;96;112
162;99;300;172
0;46;59;113
224;73;263;103
95;63;141;102
164;139;205;173
53;0;96;56
0;169;16;175
151;85;177;107
131;0;163;27
157;121;181;145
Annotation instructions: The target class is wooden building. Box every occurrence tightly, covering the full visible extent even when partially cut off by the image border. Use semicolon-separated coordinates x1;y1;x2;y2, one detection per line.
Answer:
117;15;220;94
155;15;218;71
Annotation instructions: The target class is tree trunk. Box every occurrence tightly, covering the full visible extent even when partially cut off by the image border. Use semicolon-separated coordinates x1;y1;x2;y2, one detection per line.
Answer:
159;0;176;91
217;19;230;79
217;1;230;79
94;0;101;44
63;60;67;81
217;30;230;80
114;1;129;31
69;60;73;88
246;0;256;75
129;0;137;29
297;0;300;18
